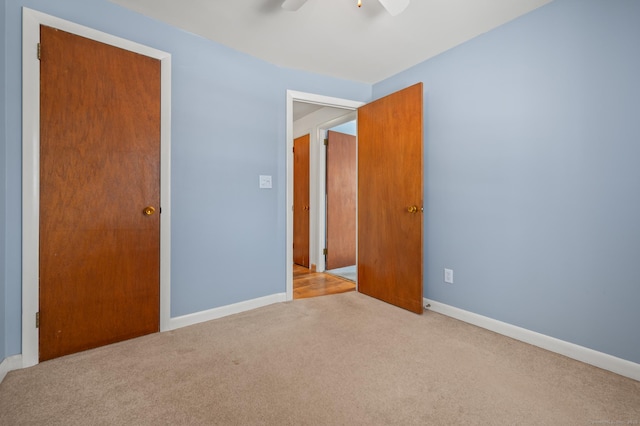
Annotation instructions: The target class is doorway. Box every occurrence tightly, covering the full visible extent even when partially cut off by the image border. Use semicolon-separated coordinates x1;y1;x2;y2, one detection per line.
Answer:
286;92;364;300
286;85;424;312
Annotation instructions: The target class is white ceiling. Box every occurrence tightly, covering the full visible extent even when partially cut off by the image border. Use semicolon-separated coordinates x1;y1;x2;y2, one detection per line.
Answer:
110;0;552;84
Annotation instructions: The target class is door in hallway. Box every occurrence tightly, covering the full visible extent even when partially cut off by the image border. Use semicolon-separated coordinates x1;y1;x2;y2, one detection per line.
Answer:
39;25;161;360
293;134;310;267
357;83;424;314
325;130;356;271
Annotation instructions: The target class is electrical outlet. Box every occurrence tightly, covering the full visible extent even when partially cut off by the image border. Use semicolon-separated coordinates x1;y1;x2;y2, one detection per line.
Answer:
444;268;454;284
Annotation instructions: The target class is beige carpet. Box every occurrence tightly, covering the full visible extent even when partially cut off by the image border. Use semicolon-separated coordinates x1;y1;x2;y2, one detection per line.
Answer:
1;292;639;425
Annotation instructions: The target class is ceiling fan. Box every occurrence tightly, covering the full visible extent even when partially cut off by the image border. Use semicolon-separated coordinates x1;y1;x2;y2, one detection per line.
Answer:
281;0;410;16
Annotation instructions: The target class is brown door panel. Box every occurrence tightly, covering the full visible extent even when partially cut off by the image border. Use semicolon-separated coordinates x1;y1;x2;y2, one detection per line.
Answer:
326;130;356;270
39;25;161;361
357;83;424;314
293;134;310;267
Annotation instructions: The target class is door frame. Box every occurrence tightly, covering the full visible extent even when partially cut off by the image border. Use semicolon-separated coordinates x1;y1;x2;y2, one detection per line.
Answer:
21;8;172;367
285;91;363;301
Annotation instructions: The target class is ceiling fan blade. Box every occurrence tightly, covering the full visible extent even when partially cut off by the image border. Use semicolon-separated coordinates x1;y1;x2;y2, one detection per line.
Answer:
281;0;309;11
378;0;410;16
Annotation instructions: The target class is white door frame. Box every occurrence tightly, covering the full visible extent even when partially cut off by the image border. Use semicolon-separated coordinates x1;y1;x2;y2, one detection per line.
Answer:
21;8;172;367
285;91;364;301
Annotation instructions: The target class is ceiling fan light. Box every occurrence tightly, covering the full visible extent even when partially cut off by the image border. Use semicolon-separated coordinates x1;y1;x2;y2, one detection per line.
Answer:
378;0;410;16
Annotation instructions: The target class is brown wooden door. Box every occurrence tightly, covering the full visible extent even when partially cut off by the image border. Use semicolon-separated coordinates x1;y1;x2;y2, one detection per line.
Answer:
326;130;356;270
39;26;161;361
293;134;310;267
357;83;423;314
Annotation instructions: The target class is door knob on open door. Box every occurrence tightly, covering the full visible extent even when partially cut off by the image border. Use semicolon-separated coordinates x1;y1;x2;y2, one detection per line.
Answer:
407;205;419;213
143;206;156;216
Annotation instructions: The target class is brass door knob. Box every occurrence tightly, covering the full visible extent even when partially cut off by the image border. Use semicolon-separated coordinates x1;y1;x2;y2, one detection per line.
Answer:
143;206;156;216
407;205;419;213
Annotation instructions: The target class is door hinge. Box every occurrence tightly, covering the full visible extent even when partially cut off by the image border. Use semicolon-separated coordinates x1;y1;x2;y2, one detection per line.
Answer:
37;43;41;60
323;248;328;256
35;312;40;328
324;138;328;146
292;146;295;153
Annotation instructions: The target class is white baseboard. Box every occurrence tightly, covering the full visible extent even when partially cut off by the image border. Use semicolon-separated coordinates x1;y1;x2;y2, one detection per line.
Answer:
425;298;640;382
0;355;23;384
169;293;287;330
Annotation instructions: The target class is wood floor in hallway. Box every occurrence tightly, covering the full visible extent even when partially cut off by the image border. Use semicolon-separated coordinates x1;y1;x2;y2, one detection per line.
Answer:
293;264;356;299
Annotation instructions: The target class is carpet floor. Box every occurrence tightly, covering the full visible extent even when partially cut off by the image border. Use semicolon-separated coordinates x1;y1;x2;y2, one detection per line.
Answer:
1;292;639;425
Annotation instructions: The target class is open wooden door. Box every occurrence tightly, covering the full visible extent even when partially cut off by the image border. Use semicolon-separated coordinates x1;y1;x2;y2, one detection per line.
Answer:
293;134;310;267
325;130;356;271
357;83;423;314
39;26;161;360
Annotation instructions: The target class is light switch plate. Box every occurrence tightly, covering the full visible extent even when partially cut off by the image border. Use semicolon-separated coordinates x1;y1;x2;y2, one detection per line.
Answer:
259;175;272;189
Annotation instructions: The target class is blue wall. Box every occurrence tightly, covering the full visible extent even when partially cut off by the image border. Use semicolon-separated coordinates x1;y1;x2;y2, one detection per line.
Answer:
0;0;370;359
0;0;7;361
374;0;640;363
330;120;357;136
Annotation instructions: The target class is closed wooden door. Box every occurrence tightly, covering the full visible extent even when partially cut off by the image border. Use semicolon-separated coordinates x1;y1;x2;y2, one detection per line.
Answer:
326;130;356;270
357;83;423;314
39;26;161;361
293;134;310;267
